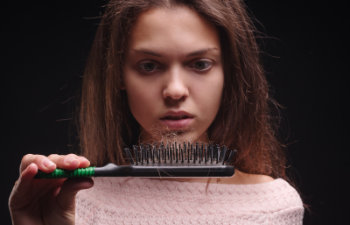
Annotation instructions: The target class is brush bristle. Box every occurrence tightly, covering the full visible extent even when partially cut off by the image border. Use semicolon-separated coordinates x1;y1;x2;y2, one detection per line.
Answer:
124;142;236;166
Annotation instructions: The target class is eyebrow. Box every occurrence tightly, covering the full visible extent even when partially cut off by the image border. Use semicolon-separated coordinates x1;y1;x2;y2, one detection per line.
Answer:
186;48;220;57
130;47;220;57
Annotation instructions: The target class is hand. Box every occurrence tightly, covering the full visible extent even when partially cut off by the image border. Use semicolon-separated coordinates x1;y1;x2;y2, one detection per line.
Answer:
9;154;94;225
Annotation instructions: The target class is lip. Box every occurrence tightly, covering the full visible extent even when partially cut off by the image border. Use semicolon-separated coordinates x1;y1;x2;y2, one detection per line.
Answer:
160;111;194;130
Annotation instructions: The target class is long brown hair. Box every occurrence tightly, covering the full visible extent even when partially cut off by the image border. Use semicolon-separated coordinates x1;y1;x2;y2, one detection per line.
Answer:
79;0;286;178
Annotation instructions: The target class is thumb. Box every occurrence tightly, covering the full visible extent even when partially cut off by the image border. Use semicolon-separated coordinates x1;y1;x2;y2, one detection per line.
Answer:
55;178;94;211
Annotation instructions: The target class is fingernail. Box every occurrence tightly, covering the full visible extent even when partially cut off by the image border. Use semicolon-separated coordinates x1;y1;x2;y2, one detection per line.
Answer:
43;159;55;169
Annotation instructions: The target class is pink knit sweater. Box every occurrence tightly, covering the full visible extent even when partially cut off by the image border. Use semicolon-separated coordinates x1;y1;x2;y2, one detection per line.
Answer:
75;177;304;225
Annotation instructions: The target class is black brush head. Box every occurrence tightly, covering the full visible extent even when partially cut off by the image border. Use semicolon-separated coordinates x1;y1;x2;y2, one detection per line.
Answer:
124;142;236;166
36;142;237;178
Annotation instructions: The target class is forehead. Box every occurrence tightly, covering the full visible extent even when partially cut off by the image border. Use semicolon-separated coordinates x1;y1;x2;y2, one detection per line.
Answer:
127;6;220;53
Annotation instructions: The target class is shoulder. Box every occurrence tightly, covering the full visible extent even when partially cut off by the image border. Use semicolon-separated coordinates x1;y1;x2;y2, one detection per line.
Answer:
219;174;305;223
230;170;304;208
217;170;304;211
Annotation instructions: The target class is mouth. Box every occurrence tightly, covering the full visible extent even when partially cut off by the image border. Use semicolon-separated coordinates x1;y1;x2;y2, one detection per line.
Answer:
160;115;191;120
160;111;194;130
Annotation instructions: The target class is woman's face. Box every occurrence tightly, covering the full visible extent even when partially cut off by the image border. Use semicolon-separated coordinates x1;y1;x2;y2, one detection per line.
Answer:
123;6;224;143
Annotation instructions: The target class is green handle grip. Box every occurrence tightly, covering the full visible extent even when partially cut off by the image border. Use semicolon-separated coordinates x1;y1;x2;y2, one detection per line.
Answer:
35;167;96;178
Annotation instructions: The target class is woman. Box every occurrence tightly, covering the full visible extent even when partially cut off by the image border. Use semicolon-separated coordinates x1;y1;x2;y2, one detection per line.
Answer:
9;1;304;224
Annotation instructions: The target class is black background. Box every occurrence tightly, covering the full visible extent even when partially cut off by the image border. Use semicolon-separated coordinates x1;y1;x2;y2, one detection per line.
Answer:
2;1;348;224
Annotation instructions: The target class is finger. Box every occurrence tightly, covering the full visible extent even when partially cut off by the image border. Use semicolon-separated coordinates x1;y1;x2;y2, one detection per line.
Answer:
10;163;66;212
19;163;38;186
48;154;90;170
56;178;94;211
9;163;38;210
48;154;79;170
77;156;90;168
20;154;56;173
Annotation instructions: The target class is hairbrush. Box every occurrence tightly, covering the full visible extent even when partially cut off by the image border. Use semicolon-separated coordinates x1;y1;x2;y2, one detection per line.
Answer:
35;142;236;178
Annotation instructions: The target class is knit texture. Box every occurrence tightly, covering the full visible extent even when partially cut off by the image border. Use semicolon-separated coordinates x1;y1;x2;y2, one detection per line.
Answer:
75;178;304;225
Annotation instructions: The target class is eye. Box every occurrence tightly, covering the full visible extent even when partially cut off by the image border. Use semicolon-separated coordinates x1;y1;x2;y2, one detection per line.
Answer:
189;59;213;72
137;60;160;74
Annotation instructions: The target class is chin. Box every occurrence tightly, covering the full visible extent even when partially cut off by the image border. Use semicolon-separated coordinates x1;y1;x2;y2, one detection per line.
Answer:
161;131;207;144
140;125;208;144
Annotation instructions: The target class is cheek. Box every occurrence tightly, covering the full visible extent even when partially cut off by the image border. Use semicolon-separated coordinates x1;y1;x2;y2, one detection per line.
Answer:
195;73;224;122
124;75;159;126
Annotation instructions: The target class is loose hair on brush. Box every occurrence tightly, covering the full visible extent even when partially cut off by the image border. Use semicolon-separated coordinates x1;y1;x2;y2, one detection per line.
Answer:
79;0;287;179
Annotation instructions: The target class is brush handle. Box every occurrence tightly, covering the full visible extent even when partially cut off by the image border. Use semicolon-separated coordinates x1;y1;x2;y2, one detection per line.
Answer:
35;163;235;178
35;167;96;178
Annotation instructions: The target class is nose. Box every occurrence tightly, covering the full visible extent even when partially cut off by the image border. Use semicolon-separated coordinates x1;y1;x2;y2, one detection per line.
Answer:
162;66;189;101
